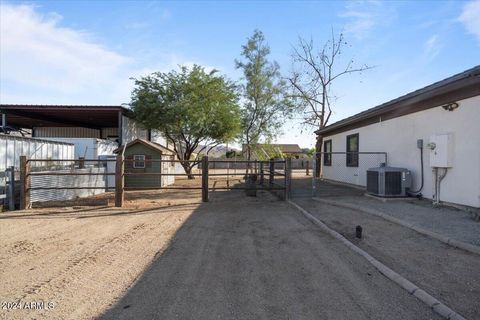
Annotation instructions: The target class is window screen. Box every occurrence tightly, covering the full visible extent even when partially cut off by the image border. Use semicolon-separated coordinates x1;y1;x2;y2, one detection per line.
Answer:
346;134;359;167
323;140;332;166
133;155;146;168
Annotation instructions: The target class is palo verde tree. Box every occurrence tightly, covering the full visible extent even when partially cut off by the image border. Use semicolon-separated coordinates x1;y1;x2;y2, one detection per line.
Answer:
236;30;293;162
288;30;372;176
130;65;241;178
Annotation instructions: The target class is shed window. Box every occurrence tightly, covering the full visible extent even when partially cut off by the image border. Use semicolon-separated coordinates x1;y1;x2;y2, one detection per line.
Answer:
133;155;146;168
323;140;332;166
346;134;359;167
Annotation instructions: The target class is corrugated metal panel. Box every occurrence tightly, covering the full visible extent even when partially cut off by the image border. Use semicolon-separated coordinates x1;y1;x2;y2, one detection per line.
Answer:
0;135;74;171
101;128;118;139
34;127;101;138
30;167;109;202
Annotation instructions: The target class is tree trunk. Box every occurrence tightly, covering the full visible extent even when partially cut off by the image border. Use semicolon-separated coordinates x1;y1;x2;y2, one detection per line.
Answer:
181;162;195;179
245;138;252;175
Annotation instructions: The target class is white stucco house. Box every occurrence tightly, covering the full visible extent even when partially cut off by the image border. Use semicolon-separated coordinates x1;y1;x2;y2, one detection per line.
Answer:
316;65;480;209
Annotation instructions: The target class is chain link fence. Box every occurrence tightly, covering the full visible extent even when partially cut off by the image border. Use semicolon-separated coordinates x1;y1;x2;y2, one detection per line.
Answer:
311;152;387;197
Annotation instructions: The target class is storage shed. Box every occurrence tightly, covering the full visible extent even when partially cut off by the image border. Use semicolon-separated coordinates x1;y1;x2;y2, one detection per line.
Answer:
114;139;176;189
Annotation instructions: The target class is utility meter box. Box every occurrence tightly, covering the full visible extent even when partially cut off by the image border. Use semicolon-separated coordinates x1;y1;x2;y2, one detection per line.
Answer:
429;134;453;167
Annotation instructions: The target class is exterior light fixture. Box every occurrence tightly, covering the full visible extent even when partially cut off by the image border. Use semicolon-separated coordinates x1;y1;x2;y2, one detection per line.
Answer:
442;102;459;111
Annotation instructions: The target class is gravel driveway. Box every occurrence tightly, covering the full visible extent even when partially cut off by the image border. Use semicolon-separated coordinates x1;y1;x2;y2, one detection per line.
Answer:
100;191;439;320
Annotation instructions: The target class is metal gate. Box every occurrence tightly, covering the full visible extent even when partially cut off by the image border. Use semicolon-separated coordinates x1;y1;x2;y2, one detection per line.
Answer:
288;152;388;199
0;167;15;210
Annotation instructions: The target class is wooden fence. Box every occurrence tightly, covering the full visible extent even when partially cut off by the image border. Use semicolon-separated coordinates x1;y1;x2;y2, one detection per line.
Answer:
19;156;292;209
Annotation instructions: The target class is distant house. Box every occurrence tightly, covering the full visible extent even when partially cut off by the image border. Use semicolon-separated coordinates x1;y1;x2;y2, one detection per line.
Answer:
114;139;176;188
242;144;305;159
316;65;480;209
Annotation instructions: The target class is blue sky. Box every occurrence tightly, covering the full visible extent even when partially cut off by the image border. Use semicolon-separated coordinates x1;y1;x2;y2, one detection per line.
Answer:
1;0;479;148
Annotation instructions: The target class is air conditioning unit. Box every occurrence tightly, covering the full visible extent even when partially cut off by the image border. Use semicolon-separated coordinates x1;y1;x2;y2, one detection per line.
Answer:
366;167;412;197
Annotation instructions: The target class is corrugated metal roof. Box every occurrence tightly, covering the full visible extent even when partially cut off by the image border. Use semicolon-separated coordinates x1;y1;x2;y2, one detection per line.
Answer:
0;104;129;110
0;104;133;129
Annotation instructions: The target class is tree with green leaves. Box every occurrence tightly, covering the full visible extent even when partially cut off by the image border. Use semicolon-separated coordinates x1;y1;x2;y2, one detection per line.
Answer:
130;65;241;178
235;30;293;162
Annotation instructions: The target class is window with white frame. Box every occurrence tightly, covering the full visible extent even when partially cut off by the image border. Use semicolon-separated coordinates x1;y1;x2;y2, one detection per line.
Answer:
133;155;146;168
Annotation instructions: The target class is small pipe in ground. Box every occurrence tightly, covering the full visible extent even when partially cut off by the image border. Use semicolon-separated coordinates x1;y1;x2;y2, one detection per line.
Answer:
356;225;363;239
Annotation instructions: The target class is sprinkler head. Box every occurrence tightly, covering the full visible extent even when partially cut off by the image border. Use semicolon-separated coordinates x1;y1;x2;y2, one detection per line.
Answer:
356;225;363;239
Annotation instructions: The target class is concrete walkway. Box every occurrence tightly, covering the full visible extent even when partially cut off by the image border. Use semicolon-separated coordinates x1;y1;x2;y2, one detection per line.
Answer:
340;196;479;248
294;178;480;247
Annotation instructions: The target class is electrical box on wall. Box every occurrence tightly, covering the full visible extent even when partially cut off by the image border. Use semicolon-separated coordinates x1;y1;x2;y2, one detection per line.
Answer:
428;134;453;167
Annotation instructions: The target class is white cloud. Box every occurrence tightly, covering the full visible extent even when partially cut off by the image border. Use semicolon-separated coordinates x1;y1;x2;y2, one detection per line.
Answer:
423;34;441;61
0;3;135;104
459;0;480;44
339;0;387;39
0;3;230;105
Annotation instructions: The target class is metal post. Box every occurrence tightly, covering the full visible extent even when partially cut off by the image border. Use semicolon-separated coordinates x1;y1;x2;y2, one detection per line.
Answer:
79;157;85;169
7;166;15;210
312;155;317;197
19;156;30;210
115;155;124;207
306;160;310;176
202;156;209;202
259;162;264;185
118;111;123;146
269;158;274;189
284;158;292;201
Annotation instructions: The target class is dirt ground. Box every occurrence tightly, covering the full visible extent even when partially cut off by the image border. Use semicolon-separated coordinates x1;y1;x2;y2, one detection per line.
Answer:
1;176;441;320
292;177;480;320
100;190;439;320
0;185;203;320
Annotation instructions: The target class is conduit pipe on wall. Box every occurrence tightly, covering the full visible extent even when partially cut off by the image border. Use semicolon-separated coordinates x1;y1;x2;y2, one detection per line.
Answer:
408;141;424;196
432;167;448;205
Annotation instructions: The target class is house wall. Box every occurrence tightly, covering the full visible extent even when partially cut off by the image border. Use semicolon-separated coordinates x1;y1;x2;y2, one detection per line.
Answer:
41;138;118;159
35;120;169;149
150;129;168;146
321;95;480;208
121;116;148;144
34;127;119;139
35;127;99;138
